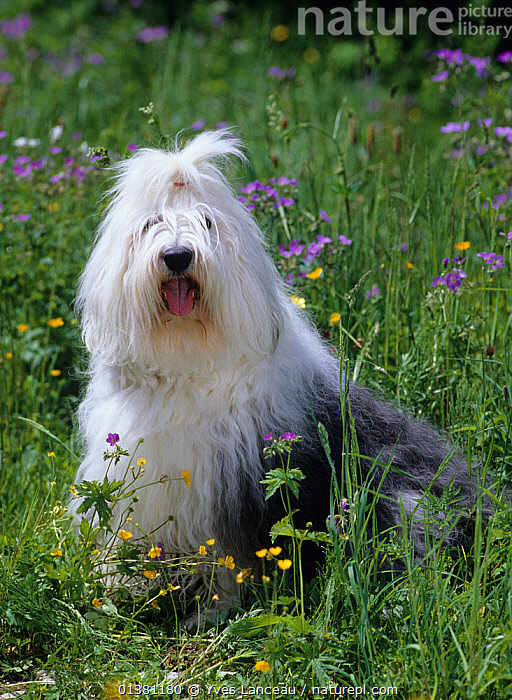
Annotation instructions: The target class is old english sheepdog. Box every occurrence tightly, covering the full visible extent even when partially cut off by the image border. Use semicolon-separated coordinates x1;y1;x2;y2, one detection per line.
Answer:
76;130;473;593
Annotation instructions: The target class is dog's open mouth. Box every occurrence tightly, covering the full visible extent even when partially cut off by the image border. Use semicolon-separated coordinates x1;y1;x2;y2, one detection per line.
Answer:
161;277;198;317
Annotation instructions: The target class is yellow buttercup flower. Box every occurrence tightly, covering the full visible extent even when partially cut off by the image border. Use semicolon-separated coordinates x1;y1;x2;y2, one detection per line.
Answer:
118;529;133;540
69;485;78;496
137;458;146;467
236;568;252;584
254;660;271;672
92;598;103;608
262;575;270;583
17;324;28;333
405;261;414;270
47;452;56;458
199;545;207;556
50;548;63;557
212;593;220;601
143;569;158;580
271;24;289;41
148;546;162;559
268;546;282;556
50;369;61;377
303;47;320;64
206;538;215;546
182;469;191;487
277;559;292;570
47;317;64;328
168;584;181;591
5;352;13;360
306;267;322;280
224;555;235;569
454;241;470;251
290;296;306;309
330;312;341;326
256;548;268;558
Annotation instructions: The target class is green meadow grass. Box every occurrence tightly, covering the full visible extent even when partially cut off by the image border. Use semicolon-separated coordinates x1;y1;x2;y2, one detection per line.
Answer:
1;3;512;698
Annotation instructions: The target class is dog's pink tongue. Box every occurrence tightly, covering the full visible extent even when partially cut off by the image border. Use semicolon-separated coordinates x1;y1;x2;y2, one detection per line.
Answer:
163;279;195;316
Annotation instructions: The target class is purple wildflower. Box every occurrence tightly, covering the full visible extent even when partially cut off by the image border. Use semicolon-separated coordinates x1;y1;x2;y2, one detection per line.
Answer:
466;55;490;78
338;234;352;246
319;210;331;222
434;48;464;65
137;26;169;42
477;251;504;270
0;131;7;139
191;120;205;131
446;269;466;291
440;121;470;133
365;286;380;299
327;514;340;534
0;71;13;84
127;143;138;152
0;156;6;165
212;14;226;27
267;66;296;79
280;432;296;440
498;51;512;64
316;234;332;246
478;118;493;127
240;181;260;194
432;71;449;82
495;126;512;137
1;13;31;40
16;213;31;221
279;239;304;258
493;194;507;208
499;231;512;239
87;53;104;65
156;542;165;560
13;165;33;178
264;431;273;441
216;121;229;129
305;242;322;263
431;267;467;292
106;433;120;446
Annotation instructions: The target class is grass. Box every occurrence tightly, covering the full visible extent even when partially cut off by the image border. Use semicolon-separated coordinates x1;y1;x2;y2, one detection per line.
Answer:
1;2;512;697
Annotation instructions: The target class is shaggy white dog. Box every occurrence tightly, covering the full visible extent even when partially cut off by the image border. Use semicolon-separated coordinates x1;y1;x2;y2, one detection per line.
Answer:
76;131;340;577
76;130;473;596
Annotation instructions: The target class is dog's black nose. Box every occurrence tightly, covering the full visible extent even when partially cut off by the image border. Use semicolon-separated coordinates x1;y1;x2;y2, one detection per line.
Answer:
163;248;194;274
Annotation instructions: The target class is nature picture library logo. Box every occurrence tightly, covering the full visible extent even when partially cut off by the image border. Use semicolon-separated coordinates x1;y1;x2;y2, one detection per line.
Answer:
298;3;512;38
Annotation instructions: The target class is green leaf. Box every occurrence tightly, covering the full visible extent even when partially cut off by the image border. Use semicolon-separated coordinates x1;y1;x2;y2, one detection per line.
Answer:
226;613;285;637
